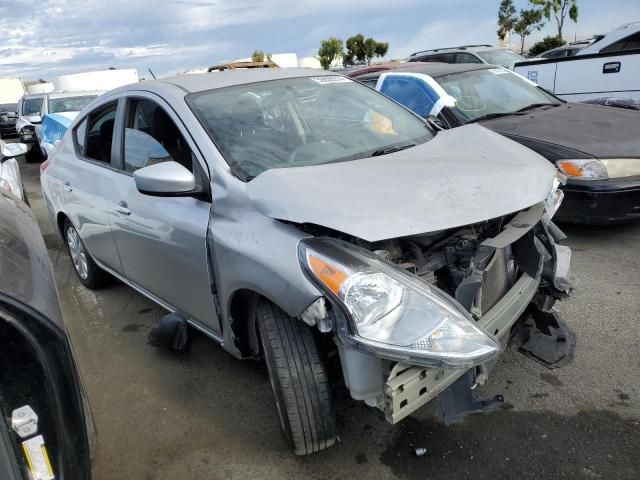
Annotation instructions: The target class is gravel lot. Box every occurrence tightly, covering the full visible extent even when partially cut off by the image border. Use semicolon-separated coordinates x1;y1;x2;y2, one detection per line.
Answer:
19;152;640;479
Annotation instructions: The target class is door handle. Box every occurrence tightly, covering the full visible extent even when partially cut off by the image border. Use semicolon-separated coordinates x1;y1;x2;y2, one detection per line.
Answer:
603;61;621;74
114;201;131;215
63;181;72;192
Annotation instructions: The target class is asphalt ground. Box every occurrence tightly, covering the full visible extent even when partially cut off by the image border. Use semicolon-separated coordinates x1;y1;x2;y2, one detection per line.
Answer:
17;150;640;480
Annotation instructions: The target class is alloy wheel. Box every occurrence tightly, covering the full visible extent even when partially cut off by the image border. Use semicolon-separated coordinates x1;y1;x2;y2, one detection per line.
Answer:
67;226;89;280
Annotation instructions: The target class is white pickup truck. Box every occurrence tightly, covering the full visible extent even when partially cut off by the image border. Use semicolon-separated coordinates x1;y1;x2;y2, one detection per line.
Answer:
514;22;640;104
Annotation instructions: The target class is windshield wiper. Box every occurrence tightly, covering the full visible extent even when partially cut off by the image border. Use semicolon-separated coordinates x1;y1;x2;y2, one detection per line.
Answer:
515;102;561;112
468;112;525;123
371;143;416;157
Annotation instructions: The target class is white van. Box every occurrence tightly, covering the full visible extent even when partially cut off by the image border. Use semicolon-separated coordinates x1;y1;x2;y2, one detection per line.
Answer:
514;22;640;103
17;91;102;162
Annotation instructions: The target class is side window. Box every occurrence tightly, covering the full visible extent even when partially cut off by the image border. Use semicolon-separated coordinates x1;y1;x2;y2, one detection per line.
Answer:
123;99;193;173
84;102;117;163
601;32;640;52
456;53;482;63
74;118;88;157
431;53;457;63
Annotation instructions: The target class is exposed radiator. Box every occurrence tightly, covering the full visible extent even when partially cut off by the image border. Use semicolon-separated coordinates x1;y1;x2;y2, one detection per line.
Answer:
480;249;511;313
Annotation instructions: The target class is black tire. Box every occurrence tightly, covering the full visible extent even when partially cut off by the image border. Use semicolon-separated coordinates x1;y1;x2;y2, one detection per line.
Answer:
257;299;336;455
24;145;43;163
63;219;108;289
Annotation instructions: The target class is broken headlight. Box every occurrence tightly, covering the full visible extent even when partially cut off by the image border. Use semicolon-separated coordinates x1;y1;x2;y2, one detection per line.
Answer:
545;172;566;219
299;238;500;368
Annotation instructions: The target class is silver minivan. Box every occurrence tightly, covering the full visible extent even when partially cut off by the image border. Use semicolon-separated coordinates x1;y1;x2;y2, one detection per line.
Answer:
41;68;573;455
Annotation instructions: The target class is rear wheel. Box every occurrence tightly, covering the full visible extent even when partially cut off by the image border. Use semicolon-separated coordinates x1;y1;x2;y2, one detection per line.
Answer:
256;299;336;455
63;219;108;289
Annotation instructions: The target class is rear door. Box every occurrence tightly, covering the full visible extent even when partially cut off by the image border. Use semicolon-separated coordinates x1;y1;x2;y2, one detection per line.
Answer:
51;100;124;272
107;93;220;332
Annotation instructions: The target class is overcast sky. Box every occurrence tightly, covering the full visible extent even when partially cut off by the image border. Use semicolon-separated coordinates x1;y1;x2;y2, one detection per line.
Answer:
0;0;638;80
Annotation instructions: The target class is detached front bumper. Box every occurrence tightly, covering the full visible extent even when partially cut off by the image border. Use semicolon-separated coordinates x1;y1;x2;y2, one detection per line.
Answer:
384;271;540;423
556;176;640;224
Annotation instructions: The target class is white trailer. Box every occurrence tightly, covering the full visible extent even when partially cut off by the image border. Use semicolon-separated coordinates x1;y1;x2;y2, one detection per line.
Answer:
52;69;139;92
0;78;25;104
515;23;640;103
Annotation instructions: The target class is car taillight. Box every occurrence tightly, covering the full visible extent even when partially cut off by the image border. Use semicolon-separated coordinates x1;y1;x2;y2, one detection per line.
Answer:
40;159;49;174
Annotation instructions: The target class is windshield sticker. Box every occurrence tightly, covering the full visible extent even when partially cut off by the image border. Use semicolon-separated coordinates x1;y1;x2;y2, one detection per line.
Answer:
310;76;352;84
488;68;508;75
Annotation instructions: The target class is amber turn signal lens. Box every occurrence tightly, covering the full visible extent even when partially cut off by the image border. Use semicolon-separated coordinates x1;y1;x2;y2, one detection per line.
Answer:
308;254;347;295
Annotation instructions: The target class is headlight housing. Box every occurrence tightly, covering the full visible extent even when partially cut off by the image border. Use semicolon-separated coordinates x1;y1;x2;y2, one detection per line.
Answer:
557;158;640;180
300;238;500;368
556;159;607;180
545;172;566;219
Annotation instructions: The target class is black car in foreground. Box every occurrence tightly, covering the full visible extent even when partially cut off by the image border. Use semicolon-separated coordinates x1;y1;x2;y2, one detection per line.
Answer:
349;63;640;224
0;191;92;479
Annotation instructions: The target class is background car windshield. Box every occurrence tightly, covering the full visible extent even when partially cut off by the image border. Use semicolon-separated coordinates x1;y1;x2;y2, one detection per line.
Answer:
0;104;17;112
187;76;433;180
48;96;97;114
23;98;43;115
437;69;560;123
476;49;525;69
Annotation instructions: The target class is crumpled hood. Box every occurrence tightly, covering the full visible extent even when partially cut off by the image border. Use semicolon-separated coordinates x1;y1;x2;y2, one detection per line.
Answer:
247;124;556;242
481;103;640;159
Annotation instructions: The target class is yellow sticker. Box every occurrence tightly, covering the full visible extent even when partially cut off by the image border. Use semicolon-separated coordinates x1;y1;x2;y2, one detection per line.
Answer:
22;435;55;480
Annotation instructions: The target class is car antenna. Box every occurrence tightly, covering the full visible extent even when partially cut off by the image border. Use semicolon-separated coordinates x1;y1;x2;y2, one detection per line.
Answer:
148;68;157;79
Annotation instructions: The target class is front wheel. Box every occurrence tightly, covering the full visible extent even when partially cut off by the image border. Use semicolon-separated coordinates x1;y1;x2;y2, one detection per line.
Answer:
257;299;336;455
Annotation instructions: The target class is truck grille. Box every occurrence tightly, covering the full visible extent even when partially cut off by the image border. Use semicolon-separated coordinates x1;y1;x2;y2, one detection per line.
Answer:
480;249;511;313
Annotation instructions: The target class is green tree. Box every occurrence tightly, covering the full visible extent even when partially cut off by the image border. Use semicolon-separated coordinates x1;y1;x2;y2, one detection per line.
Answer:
345;34;389;66
318;36;344;70
497;0;517;41
514;8;545;54
251;50;265;62
528;35;566;56
530;0;578;39
345;34;367;65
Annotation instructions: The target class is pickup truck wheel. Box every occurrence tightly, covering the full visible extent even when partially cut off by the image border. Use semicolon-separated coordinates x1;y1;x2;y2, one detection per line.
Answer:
63;219;108;289
256;299;336;455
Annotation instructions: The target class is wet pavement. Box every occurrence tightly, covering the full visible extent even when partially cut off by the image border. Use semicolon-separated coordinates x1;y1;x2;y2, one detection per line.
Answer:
20;154;640;479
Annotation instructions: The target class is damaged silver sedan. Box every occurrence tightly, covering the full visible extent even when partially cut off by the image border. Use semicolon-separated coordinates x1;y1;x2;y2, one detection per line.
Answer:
41;68;574;455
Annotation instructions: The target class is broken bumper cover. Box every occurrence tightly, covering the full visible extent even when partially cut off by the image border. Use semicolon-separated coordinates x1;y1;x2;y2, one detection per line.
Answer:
555;176;640;224
384;271;540;424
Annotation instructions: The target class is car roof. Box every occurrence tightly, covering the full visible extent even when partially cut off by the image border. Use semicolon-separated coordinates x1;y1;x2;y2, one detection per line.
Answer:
151;68;334;94
409;45;497;56
348;62;492;79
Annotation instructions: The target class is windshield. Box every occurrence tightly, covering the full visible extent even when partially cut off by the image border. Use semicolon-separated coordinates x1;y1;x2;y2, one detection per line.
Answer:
0;104;17;112
476;49;525;69
437;68;561;124
23;97;43;115
187;76;433;180
48;95;97;114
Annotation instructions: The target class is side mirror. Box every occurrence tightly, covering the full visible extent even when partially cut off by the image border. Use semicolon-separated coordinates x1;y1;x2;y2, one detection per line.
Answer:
133;161;196;196
0;141;28;161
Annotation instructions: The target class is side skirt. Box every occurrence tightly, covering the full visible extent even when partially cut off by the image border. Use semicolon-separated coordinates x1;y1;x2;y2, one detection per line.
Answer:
93;259;224;345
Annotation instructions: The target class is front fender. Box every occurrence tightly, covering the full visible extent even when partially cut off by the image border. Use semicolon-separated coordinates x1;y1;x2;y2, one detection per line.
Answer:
210;212;321;358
